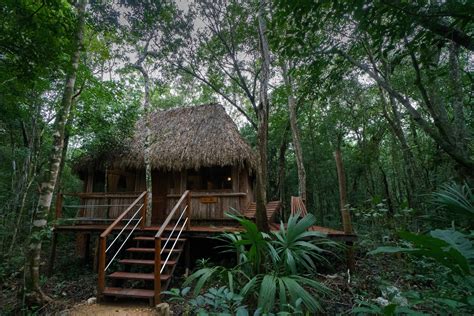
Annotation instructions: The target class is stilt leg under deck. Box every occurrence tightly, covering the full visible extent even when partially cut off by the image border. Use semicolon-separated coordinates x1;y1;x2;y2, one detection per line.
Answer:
346;241;355;272
84;233;91;265
185;240;191;277
47;232;58;276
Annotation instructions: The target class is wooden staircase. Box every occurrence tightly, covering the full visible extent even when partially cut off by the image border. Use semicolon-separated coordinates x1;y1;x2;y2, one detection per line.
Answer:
98;190;191;306
101;234;187;304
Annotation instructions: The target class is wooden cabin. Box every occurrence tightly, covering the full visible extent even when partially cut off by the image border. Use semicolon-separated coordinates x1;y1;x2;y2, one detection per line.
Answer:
52;103;355;306
73;104;257;225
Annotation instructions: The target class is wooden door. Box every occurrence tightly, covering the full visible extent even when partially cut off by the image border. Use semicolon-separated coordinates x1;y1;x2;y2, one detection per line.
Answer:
152;171;169;224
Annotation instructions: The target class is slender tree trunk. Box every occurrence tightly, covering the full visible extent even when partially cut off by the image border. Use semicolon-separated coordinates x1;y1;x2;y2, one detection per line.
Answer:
334;147;355;272
276;124;290;221
255;0;271;232
448;43;470;177
378;87;418;207
379;166;394;215
281;62;307;202
27;0;86;302
137;67;153;226
334;148;353;235
53;99;77;198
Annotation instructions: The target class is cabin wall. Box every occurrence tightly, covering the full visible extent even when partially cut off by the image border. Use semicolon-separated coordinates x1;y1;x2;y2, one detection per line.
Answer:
164;166;253;221
77;165;255;222
166;192;243;221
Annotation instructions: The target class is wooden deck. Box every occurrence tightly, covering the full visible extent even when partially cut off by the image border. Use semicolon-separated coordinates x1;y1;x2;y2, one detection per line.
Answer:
54;195;356;241
54;223;356;241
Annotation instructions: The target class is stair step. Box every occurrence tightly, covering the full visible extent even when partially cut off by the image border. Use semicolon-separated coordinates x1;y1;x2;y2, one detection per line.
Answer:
102;287;154;299
126;247;183;253
134;236;186;242
108;271;171;281
118;259;177;265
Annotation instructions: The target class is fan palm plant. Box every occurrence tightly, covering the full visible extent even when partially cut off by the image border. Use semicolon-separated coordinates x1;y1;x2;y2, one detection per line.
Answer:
272;212;339;274
181;212;338;313
431;182;474;217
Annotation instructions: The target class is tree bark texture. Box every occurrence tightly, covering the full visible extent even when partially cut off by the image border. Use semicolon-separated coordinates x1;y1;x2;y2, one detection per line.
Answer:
139;67;153;226
255;0;271;232
276;124;290;221
334;148;353;235
281;62;307;202
27;0;87;302
334;148;355;272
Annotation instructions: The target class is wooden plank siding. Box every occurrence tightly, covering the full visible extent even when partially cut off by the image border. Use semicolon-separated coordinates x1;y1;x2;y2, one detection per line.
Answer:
74;165;255;223
165;192;245;220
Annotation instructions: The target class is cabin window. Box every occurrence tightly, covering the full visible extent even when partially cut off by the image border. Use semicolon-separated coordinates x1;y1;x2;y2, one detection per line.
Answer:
186;166;232;190
93;171;105;192
116;175;127;192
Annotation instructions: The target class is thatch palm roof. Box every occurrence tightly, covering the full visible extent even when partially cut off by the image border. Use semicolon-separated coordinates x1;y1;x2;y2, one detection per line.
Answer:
117;104;255;171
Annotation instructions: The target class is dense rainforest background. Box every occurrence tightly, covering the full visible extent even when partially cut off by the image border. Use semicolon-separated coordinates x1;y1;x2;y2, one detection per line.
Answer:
0;0;473;314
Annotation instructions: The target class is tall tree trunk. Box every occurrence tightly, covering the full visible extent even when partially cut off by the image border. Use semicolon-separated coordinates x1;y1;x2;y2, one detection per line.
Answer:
281;62;307;202
255;0;270;232
378;87;418;207
334;148;353;235
27;0;86;302
334;147;355;271
276;124;290;221
8;121;39;253
137;66;153;226
379;165;394;215
448;42;470;177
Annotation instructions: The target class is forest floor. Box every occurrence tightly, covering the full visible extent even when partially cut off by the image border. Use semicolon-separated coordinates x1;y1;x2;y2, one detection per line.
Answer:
0;235;431;315
64;302;157;316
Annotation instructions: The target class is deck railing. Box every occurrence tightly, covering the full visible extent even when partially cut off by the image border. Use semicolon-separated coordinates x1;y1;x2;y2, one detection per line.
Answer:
55;192;144;223
154;190;191;304
97;191;147;295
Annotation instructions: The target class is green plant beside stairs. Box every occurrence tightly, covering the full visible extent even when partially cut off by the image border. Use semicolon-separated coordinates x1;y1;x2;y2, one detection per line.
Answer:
163;212;339;314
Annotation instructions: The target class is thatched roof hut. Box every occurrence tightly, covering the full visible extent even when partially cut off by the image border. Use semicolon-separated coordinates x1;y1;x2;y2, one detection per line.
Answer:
77;104;256;172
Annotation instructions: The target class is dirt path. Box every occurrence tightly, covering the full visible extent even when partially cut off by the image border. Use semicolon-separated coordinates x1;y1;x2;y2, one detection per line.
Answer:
64;301;159;316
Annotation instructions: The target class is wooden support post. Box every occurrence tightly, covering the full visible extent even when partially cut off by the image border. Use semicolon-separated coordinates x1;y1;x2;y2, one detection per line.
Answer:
185;240;190;277
47;232;58;276
55;193;63;220
84;233;91;265
93;237;100;272
186;191;191;229
98;236;106;298
154;236;162;305
141;193;147;229
334;148;355;272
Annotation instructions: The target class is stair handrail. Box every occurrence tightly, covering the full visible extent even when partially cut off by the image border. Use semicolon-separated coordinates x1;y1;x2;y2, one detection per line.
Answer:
153;190;191;304
100;191;147;237
98;191;147;296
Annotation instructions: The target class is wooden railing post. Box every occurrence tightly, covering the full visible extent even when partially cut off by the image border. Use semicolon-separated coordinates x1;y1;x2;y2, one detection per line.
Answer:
98;236;106;296
55;193;63;220
141;194;147;229
186;191;191;229
154;236;161;305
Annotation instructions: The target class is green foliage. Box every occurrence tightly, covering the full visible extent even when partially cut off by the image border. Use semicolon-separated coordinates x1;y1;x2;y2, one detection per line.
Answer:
176;213;336;313
272;213;337;274
352;298;424;316
370;230;473;276
431;182;474;218
369;183;474;314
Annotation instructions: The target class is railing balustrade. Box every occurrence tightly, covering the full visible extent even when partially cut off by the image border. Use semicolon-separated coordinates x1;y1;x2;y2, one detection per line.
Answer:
55;192;144;224
97;191;147;295
154;190;191;304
